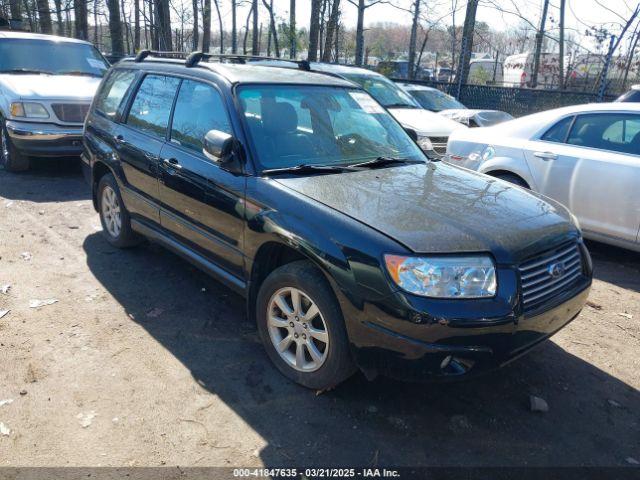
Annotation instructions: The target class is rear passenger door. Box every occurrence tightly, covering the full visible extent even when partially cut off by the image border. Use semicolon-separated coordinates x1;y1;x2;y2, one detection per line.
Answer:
117;74;180;223
157;79;245;278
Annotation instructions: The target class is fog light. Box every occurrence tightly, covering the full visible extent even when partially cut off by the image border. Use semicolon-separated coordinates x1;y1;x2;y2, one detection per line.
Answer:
440;355;452;369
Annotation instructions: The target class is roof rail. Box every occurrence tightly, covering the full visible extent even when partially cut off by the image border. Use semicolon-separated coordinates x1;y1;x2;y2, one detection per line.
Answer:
185;51;310;71
134;50;188;62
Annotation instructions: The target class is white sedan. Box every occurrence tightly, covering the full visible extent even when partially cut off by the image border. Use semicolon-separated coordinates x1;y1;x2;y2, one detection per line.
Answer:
446;102;640;251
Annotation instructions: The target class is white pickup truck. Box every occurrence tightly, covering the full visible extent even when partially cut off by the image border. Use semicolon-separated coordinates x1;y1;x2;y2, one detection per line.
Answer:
0;31;109;171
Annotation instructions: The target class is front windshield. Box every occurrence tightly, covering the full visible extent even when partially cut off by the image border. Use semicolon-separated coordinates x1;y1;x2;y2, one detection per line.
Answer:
408;89;466;111
237;85;426;171
0;39;108;76
340;73;418;108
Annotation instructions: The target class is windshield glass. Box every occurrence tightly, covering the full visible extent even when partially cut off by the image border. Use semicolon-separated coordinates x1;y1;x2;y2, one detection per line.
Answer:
0;39;108;76
237;85;426;171
408;89;465;111
340;73;418;108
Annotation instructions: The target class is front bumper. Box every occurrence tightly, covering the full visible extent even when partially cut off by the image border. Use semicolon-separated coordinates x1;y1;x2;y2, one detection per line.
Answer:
342;265;591;382
6;120;84;157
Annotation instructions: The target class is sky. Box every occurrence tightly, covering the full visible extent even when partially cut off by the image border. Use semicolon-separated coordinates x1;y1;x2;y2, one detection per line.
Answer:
220;0;638;44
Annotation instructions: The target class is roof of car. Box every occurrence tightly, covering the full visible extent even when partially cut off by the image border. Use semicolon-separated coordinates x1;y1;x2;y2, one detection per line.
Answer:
545;102;640;115
308;62;380;77
0;31;92;44
395;82;440;93
118;57;356;86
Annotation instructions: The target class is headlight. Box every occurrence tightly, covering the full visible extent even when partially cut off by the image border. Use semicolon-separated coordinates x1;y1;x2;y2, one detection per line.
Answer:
481;145;495;161
384;254;497;298
10;102;50;119
416;134;433;151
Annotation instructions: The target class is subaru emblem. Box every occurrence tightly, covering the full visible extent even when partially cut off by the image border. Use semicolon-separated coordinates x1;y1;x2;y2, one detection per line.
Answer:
548;262;566;279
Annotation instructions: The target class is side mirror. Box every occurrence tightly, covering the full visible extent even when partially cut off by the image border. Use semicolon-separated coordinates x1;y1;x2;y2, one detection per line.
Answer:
404;127;418;141
203;129;235;163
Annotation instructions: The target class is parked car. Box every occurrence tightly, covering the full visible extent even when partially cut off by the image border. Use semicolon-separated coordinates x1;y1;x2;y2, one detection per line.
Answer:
83;52;591;389
503;52;559;88
616;85;640;102
376;60;433;81
436;67;455;82
468;58;503;85
396;82;514;127
252;60;466;155
447;103;640;252
0;31;109;172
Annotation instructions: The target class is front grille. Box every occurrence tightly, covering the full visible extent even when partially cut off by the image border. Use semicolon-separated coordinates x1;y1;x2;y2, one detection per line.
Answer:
430;136;448;154
51;103;91;123
519;242;583;312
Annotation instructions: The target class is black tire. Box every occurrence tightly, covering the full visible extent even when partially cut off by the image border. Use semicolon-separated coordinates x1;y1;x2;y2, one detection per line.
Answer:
97;173;141;248
0;120;30;172
256;260;356;389
492;172;529;189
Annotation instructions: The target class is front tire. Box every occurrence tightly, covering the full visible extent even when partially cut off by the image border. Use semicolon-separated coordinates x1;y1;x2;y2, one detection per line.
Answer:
256;261;356;389
0;120;30;172
97;173;141;248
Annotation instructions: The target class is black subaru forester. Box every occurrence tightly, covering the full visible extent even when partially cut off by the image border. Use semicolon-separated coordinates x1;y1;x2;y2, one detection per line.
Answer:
82;52;592;389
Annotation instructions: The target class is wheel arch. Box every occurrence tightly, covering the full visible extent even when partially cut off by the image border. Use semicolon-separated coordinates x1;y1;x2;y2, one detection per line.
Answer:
91;160;114;211
479;155;535;189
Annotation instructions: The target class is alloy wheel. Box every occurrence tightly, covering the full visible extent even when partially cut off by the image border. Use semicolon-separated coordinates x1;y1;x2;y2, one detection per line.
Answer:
267;287;329;372
101;185;122;238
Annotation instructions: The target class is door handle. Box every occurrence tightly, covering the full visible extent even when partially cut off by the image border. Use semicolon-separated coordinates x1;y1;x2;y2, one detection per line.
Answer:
162;158;182;170
533;151;558;160
114;134;125;144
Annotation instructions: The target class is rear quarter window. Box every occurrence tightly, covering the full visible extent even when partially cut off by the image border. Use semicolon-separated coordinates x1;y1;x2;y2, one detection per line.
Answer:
94;69;137;119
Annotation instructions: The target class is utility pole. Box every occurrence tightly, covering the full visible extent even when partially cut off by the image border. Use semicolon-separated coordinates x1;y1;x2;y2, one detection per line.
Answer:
531;0;550;88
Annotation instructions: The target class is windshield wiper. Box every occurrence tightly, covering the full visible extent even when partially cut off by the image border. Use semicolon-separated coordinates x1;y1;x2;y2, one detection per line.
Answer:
384;103;418;109
262;164;355;175
57;70;103;77
0;68;53;75
349;157;423;169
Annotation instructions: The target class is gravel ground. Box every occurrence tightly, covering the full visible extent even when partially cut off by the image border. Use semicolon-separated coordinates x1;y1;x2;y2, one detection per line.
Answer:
0;159;638;468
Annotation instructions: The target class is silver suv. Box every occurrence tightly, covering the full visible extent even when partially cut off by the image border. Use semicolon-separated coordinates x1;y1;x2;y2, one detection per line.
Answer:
0;31;108;171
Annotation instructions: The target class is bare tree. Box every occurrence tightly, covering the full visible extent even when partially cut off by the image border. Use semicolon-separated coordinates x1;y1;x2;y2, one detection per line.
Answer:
106;0;124;54
243;1;253;53
308;0;321;61
262;0;279;57
191;0;198;49
251;0;258;54
202;0;211;52
231;0;237;53
558;0;565;88
407;0;421;78
154;0;172;50
214;0;223;53
9;0;21;20
36;0;52;33
289;0;296;58
347;0;385;66
530;0;550;88
52;0;64;35
455;0;478;88
322;0;340;62
74;0;88;39
134;0;140;51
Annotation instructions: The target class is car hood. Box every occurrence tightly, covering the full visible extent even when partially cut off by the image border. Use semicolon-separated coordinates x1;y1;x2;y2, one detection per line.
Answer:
0;74;101;101
274;162;577;264
439;109;514;127
388;107;467;136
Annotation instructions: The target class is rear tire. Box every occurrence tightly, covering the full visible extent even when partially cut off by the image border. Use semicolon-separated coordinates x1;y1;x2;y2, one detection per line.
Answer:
0;120;30;172
97;173;141;248
492;172;529;188
256;260;356;389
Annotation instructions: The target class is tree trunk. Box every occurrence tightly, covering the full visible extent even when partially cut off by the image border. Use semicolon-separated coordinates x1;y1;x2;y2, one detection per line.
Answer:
251;0;258;54
289;0;296;58
531;0;550;88
213;0;223;53
243;2;252;54
622;29;640;89
354;0;365;65
231;0;237;53
202;0;211;52
191;0;198;49
558;0;565;88
134;0;140;51
53;0;64;35
308;0;321;61
121;0;130;53
74;0;88;39
407;0;420;79
455;0;478;89
36;0;53;33
262;0;279;57
322;0;339;62
9;0;21;20
154;0;172;50
106;0;124;55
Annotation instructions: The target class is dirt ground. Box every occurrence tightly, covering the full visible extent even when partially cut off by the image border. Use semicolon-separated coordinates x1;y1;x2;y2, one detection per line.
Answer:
0;159;638;468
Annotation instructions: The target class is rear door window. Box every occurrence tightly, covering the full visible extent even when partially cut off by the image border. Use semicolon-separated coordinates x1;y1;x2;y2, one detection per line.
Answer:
567;113;640;155
126;74;180;139
94;69;137;119
541;116;574;143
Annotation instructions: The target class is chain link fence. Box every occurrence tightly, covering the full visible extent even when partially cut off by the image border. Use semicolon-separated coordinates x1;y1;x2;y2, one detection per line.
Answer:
394;79;619;117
